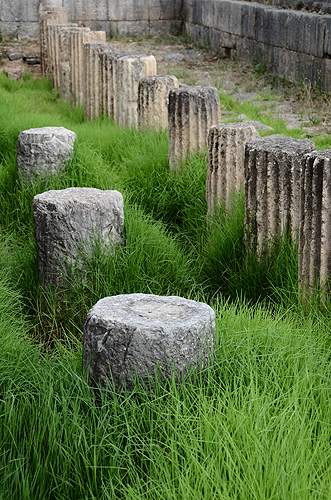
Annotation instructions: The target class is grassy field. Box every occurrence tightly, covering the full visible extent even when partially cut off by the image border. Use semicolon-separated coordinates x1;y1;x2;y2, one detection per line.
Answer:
1;71;331;499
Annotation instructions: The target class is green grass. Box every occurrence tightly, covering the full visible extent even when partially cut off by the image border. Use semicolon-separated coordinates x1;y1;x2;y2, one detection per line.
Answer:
1;71;331;498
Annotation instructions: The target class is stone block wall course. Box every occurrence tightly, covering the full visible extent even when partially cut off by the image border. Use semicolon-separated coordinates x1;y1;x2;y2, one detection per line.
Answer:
184;0;331;92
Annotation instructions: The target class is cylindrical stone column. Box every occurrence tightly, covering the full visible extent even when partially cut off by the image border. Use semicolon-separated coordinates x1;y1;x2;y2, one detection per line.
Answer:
206;122;260;213
68;31;107;106
299;150;331;295
138;75;179;131
83;294;215;391
168;86;221;171
16;127;76;184
33;188;124;289
83;41;109;120
99;49;129;119
39;8;68;75
59;26;90;101
244;136;315;255
114;55;157;128
46;23;77;88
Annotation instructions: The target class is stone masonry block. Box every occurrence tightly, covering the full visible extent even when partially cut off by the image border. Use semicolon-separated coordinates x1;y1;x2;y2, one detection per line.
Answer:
16;126;76;184
206;122;260;213
83;41;109;120
69;30;106;106
47;23;76;88
58;26;90;100
99;48;130;119
244;136;315;255
33;187;124;288
114;54;157;128
168;86;221;171
39;8;68;75
138;74;179;131
83;293;215;390
299;150;331;295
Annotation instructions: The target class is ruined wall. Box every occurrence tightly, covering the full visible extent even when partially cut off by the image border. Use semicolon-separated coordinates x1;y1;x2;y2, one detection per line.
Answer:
184;0;331;91
0;0;183;39
1;0;331;92
241;0;331;14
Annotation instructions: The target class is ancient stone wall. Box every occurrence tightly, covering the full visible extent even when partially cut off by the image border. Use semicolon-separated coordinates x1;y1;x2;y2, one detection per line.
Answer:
240;0;331;14
2;0;331;92
184;0;331;91
0;0;183;39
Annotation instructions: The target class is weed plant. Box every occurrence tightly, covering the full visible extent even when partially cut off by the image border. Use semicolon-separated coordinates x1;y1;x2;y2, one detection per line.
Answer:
0;72;331;498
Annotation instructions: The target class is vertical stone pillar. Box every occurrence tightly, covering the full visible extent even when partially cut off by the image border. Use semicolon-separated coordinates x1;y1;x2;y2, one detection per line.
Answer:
33;188;124;289
68;31;107;106
244;136;315;255
114;55;157;128
299;150;331;295
39;8;68;75
206;122;260;213
99;49;129;119
168;86;221;171
83;42;109;120
59;27;90;101
138;75;179;131
46;23;76;88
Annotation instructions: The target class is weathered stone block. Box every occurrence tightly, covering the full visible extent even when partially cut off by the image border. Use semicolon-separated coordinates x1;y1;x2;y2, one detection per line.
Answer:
83;293;215;390
46;23;76;88
99;48;130;119
114;55;157;128
68;30;106;106
59;26;90;100
138;75;179;131
299;150;331;295
244;136;315;254
33;187;124;288
16;127;76;184
168;86;221;171
39;8;68;75
206;122;260;213
83;41;108;120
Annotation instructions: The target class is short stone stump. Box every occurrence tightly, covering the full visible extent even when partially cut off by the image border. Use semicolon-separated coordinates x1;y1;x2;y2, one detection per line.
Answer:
83;293;216;391
33;187;124;288
16;126;76;184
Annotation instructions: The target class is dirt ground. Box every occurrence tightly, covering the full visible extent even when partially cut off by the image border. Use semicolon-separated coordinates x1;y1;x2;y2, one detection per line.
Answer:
1;34;330;139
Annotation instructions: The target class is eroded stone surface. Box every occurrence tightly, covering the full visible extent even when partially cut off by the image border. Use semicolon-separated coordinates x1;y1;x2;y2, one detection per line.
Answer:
299;150;331;295
138;74;179;130
99;48;130;118
83;293;215;390
46;23;77;88
33;187;124;288
206;122;260;213
244;136;316;254
168;86;221;171
16;126;76;184
39;8;68;75
83;41;109;120
68;30;106;106
114;54;157;127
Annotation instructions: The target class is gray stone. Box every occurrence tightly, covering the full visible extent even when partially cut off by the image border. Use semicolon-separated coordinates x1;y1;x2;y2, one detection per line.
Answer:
16;127;76;184
83;293;216;391
168;86;221;171
238;118;274;134
33;187;124;288
206;122;260;213
138;74;179;131
245;136;316;254
8;53;23;61
299;150;331;296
